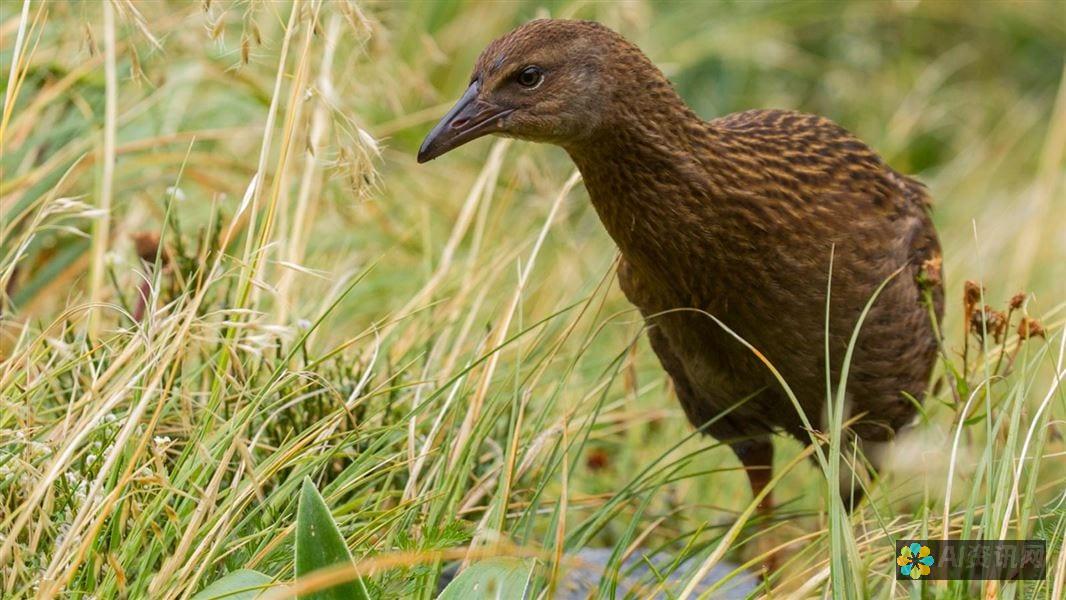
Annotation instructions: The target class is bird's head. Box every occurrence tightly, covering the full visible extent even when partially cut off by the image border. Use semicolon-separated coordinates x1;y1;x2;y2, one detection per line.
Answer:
418;19;638;163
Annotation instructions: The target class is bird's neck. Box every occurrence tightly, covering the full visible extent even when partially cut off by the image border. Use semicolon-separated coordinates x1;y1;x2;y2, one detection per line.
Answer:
563;97;733;287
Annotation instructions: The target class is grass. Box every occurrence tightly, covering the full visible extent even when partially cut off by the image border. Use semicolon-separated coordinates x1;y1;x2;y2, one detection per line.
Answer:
1;1;1064;598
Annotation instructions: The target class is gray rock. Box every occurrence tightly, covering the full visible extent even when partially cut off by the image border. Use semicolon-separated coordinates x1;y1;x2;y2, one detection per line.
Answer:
438;548;758;599
553;548;757;599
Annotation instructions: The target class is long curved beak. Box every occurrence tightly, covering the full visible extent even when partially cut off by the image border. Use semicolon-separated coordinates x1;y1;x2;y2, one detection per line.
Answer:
417;82;513;163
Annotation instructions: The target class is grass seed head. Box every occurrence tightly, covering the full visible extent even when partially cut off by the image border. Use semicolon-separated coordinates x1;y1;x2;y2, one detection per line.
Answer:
209;14;226;41
970;304;1008;343
340;0;374;40
919;255;942;288
962;280;983;333
963;280;983;312
249;20;262;46
1017;317;1046;340
129;47;145;85
83;23;99;57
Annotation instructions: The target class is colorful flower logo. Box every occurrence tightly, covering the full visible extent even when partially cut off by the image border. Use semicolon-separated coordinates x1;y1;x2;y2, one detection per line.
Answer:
897;543;935;579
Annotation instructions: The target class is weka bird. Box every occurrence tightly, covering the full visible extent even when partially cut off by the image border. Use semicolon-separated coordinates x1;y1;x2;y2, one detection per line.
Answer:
418;19;944;514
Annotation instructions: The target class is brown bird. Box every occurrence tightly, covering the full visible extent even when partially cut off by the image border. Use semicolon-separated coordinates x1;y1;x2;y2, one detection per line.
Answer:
418;19;944;517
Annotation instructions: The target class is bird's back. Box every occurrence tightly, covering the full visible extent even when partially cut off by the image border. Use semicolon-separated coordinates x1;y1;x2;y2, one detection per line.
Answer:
710;109;929;212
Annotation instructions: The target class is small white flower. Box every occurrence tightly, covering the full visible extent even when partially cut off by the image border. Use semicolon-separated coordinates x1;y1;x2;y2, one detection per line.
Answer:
297;319;312;330
259;324;291;336
28;441;52;458
152;436;173;456
165;186;186;202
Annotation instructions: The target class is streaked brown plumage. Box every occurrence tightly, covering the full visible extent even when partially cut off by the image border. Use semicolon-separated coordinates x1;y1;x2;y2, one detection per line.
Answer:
419;19;944;515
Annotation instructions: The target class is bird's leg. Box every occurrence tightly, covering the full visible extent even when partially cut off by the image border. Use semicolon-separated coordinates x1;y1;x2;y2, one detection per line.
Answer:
731;438;777;573
732;438;774;515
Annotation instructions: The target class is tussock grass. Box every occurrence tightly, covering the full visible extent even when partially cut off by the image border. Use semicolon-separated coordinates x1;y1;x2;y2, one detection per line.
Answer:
1;1;1064;598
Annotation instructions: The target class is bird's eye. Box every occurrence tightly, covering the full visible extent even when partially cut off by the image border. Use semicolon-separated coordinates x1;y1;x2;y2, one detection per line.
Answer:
516;66;543;88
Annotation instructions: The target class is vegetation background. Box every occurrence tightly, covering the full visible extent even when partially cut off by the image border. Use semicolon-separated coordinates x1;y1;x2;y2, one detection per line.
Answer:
1;0;1063;598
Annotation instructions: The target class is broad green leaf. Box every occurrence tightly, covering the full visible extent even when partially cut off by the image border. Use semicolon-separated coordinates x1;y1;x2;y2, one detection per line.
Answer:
295;477;371;600
437;557;535;600
191;569;273;600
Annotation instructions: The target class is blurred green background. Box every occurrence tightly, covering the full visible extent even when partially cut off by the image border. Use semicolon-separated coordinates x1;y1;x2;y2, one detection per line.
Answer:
5;1;1064;319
